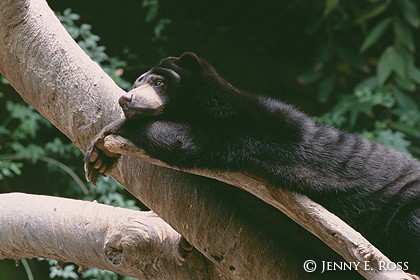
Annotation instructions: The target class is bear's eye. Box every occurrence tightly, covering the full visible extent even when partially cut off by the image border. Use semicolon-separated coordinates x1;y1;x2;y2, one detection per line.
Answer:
153;79;164;87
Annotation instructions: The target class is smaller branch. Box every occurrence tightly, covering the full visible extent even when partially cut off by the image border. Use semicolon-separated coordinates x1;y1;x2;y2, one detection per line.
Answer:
21;259;34;280
0;155;89;195
39;156;89;195
104;135;413;280
0;193;223;280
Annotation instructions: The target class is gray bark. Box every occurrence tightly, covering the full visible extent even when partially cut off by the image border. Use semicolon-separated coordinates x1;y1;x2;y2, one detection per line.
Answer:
0;193;221;279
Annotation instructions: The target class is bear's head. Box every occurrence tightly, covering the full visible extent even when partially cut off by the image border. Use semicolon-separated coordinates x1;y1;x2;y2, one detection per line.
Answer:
119;52;228;120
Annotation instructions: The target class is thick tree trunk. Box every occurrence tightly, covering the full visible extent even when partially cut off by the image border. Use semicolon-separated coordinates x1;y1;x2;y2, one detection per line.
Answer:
0;0;308;279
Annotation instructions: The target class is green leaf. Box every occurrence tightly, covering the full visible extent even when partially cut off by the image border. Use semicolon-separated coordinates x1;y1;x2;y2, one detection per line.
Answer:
317;77;335;102
354;2;390;24
396;46;420;85
355;76;378;91
377;46;405;85
395;76;417;92
1;168;13;177
393;88;418;110
394;18;415;52
408;64;420;84
360;17;393;52
0;75;9;85
401;0;420;28
391;121;420;139
377;130;410;152
377;47;393;85
9;162;23;176
324;0;340;17
391;49;407;78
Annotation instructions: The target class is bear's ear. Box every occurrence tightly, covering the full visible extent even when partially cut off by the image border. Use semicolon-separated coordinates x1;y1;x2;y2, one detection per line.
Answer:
177;52;201;70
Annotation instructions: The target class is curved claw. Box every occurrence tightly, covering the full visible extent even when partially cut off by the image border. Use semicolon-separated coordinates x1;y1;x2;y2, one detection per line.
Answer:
176;236;194;266
84;142;120;185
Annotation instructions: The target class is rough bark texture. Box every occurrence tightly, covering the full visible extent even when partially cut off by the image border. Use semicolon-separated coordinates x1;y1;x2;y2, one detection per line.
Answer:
0;0;308;279
0;193;222;279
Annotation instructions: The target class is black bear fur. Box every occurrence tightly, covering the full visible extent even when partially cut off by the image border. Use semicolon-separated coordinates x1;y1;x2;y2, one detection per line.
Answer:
84;52;419;275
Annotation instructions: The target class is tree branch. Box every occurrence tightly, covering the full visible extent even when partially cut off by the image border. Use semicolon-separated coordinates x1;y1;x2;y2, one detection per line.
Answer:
0;193;222;279
103;135;413;280
0;0;309;279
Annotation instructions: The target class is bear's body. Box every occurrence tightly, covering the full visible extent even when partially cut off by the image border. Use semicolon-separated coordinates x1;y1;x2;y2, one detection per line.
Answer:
84;52;419;275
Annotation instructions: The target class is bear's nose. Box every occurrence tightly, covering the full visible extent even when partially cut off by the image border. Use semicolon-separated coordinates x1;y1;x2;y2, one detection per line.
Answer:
119;93;132;108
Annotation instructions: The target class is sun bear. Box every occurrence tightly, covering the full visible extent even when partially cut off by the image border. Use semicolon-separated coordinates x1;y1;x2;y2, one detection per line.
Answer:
84;52;419;275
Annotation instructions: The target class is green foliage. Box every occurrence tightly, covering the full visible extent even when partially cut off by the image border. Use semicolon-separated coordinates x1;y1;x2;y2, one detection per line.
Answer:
84;176;140;211
0;99;56;178
43;259;137;280
4;101;51;140
82;268;137;280
0;96;82;179
57;9;131;90
353;1;391;25
48;260;78;279
0;161;23;180
360;17;393;53
141;0;171;41
295;0;420;157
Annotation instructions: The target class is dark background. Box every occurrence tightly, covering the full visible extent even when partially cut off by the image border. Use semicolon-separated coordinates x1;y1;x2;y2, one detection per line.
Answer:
47;0;320;112
1;0;419;279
